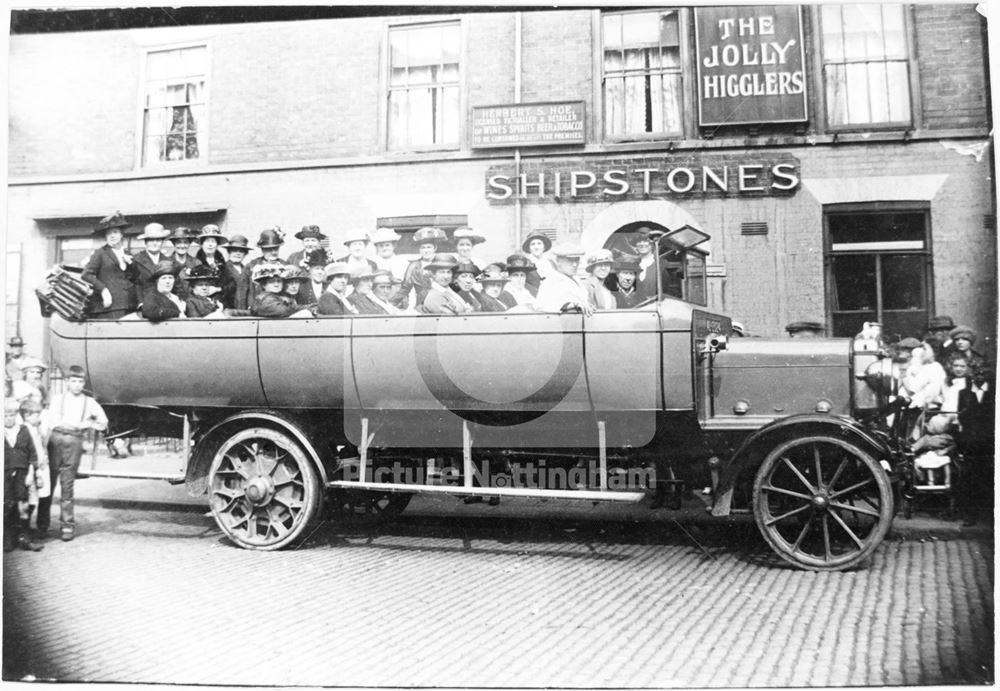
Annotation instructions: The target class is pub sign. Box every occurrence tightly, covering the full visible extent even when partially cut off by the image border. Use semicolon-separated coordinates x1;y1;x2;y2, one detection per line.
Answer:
695;5;807;126
471;101;585;149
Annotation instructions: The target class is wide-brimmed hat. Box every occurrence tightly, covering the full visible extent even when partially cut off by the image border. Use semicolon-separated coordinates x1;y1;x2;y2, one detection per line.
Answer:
151;260;182;280
222;234;250;252
343;230;370;247
585;249;614;273
478;265;508;284
949;325;977;344
283;266;310;282
171;226;197;242
371;270;401;287
18;356;46;373
93;211;131;236
371;227;402;245
303;248;329;268
521;231;552;253
295;224;327;241
323;262;353;281
197;224;228;244
257;227;285;248
453;261;479;277
633;227;655;243
187;265;221;284
251;261;287;283
504;255;536;274
425;253;459;272
927;315;955;331
453;227;486;246
785;320;825;335
413;227;447;245
550;242;585;259
138;223;171;241
7;336;24;347
350;267;376;284
614;253;641;273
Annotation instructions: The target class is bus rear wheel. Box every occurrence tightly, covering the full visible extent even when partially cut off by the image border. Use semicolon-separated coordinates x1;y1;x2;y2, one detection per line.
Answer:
208;427;321;550
752;435;893;571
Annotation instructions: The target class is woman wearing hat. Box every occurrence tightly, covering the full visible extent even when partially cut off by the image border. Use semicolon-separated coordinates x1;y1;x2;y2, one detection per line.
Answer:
522;230;556;295
131;222;174;295
367;271;406;314
295;249;329;307
452;227;486;274
82;211;139;319
613;255;642;309
584;250;617;311
140;260;186;322
422;254;473;314
371;227;408;282
450;261;483;311
11;357;48;409
945;325;987;368
347;268;385;315
194;224;228;273
393;227;447;309
503;255;536;309
221;235;253;310
246;227;288;303
476;266;510;313
534;243;593;315
185;265;227;318
317;263;359;316
336;230;378;277
287;225;327;267
280;266;312;311
250;261;299;318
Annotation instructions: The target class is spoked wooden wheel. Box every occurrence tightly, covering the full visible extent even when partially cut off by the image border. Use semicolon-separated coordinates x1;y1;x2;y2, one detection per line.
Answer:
753;435;893;571
208;428;321;550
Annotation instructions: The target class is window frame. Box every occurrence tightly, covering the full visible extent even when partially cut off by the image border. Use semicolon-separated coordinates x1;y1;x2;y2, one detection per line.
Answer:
813;4;921;134
823;202;934;339
382;19;465;154
136;40;212;169
596;8;694;144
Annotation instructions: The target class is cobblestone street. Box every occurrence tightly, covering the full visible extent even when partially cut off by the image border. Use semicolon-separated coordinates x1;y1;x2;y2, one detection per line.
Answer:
2;478;994;687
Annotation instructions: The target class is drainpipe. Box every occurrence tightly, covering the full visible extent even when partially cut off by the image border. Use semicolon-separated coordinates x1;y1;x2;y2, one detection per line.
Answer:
514;11;523;250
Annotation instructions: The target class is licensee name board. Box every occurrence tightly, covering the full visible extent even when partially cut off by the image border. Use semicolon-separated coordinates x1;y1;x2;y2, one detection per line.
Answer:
471;101;585;148
695;5;807;126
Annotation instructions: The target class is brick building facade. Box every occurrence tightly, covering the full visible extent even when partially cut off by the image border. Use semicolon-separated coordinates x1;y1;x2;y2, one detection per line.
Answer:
6;5;996;356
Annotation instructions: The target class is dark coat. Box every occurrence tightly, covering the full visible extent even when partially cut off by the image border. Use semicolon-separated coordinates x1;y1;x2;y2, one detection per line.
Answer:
141;289;183;322
297;280;326;307
453;288;483;311
317;292;356;316
185;294;223;318
4;425;36;471
221;262;253;310
349;292;388;315
615;287;643;309
251;291;298;319
172;254;200;299
131;250;170;295
477;292;508;313
82;245;139;317
958;386;995;454
393;260;433;309
498;291;518;309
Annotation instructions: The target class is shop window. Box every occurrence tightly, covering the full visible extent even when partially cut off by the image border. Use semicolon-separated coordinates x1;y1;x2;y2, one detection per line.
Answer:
602;10;684;139
820;4;911;128
825;208;931;340
387;23;460;150
142;44;208;166
376;215;468;255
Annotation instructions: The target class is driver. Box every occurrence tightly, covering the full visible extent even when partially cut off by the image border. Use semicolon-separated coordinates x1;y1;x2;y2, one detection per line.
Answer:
534;243;592;315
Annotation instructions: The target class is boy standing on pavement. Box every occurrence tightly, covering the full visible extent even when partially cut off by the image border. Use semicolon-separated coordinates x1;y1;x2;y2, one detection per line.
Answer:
5;398;42;551
40;365;108;542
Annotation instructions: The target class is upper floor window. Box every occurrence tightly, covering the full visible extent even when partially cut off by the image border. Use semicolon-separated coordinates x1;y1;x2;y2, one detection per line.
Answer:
602;10;683;139
821;4;911;128
142;45;208;166
387;23;460;150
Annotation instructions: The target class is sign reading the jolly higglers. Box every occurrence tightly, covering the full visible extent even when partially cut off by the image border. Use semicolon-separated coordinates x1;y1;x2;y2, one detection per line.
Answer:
471;101;585;148
695;5;807;126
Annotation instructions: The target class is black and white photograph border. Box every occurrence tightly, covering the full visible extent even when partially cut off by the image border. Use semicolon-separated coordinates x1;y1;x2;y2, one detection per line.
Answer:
3;1;996;687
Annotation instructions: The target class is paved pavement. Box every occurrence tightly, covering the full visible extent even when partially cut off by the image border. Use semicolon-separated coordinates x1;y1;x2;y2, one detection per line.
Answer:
2;459;994;687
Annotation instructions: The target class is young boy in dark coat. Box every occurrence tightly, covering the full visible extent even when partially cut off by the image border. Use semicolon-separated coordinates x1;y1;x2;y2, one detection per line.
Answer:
5;398;42;552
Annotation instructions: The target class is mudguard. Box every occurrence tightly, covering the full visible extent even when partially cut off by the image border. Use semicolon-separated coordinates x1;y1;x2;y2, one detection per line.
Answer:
710;413;894;516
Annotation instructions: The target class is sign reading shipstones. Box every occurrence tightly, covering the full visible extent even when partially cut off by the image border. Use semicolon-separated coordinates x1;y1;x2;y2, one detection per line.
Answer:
484;153;801;203
471;101;585;148
695;5;807;126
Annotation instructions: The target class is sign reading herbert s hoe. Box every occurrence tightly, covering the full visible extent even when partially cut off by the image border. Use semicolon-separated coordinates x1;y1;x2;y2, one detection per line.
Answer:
695;5;807;126
472;101;585;149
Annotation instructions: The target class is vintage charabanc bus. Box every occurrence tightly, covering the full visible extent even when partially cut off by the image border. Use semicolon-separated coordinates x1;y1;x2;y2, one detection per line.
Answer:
43;238;902;572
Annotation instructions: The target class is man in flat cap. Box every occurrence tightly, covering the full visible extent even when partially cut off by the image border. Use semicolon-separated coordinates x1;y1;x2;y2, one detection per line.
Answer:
82;211;139;319
535;243;593;315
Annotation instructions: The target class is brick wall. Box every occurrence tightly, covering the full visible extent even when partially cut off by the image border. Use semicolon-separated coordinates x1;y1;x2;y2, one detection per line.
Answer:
914;4;989;130
520;11;594;114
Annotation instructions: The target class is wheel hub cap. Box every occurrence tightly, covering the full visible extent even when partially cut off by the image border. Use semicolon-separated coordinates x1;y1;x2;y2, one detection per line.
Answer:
245;476;274;505
812;493;829;510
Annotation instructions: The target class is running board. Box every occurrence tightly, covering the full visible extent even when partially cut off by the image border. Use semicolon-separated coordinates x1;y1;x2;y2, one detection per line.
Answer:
78;470;186;483
327;480;646;503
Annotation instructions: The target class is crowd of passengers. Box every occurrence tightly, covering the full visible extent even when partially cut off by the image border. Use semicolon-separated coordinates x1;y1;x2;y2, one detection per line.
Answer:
69;212;675;323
